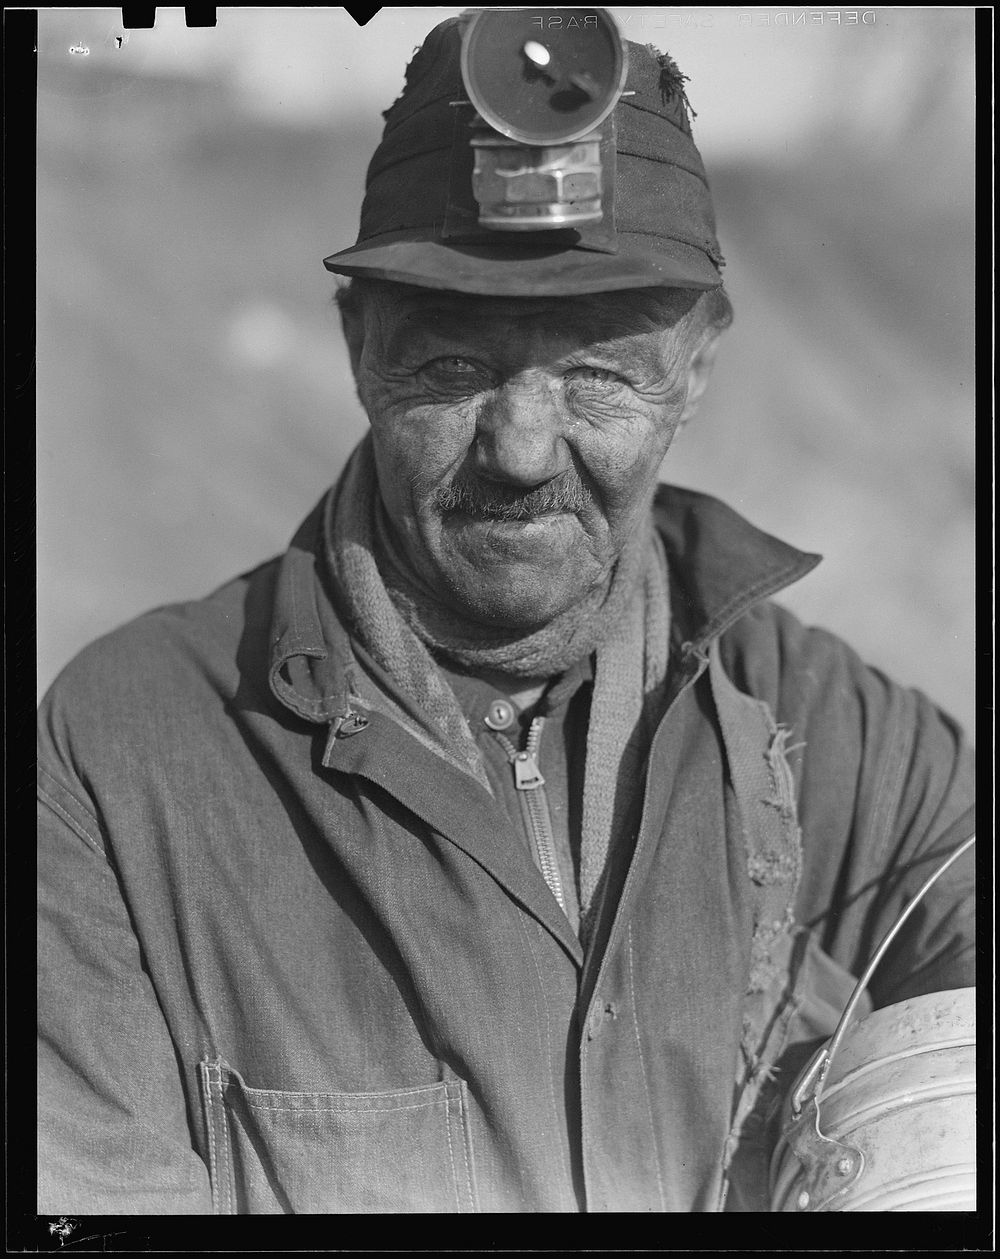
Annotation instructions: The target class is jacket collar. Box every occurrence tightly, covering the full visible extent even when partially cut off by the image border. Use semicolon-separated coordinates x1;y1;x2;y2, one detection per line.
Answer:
268;482;821;724
652;483;821;657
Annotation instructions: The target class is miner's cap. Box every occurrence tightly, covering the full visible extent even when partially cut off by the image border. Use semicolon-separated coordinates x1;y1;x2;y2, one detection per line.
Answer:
323;16;724;297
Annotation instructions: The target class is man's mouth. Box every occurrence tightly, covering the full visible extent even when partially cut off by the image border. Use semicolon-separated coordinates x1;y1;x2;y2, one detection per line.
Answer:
451;506;571;525
461;512;570;531
434;473;590;523
446;511;578;559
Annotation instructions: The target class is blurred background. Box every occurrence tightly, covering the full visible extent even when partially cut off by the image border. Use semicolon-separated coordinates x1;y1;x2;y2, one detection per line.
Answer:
37;7;976;731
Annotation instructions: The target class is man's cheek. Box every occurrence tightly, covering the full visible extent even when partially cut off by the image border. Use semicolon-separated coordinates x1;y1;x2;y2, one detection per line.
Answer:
362;380;429;422
373;427;456;508
578;415;666;487
570;394;673;441
374;394;478;438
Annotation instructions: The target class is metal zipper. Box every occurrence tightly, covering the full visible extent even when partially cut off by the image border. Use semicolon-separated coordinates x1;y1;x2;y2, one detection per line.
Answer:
491;716;567;913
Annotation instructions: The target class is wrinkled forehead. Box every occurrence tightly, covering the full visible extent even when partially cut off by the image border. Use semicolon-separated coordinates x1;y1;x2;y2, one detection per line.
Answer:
364;281;699;344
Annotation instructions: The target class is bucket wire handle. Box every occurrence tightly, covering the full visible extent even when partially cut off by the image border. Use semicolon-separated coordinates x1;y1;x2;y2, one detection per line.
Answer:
791;831;975;1116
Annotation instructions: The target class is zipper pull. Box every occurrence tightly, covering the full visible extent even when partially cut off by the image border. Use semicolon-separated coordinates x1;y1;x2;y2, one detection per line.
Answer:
513;750;545;790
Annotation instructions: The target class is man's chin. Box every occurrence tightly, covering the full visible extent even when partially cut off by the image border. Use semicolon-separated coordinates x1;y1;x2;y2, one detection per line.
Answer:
424;513;608;627
443;561;597;629
447;584;575;632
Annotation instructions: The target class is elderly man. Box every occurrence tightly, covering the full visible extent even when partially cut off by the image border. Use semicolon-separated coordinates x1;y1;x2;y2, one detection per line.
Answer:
37;15;973;1214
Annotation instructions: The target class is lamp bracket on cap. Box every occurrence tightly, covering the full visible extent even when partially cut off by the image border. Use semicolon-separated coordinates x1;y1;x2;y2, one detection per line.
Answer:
459;8;627;232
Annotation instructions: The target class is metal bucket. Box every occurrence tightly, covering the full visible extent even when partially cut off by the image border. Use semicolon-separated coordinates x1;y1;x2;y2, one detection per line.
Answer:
770;987;975;1211
770;836;976;1212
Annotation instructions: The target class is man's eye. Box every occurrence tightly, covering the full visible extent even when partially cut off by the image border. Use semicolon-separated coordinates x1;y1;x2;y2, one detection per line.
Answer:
423;356;484;378
566;366;623;386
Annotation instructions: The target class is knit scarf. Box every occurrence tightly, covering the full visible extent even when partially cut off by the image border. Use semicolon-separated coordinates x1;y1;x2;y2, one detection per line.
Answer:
324;436;672;926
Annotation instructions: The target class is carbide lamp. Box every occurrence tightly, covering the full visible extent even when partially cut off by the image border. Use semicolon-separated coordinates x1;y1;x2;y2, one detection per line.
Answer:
459;8;628;232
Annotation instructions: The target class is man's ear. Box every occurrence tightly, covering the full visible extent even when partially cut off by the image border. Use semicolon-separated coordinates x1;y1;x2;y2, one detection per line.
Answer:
678;331;721;427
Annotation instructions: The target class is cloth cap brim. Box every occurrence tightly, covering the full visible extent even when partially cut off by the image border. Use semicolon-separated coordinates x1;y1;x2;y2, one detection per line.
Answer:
323;232;719;296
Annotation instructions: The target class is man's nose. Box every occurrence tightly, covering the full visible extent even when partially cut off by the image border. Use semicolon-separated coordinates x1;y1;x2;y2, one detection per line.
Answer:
474;375;568;487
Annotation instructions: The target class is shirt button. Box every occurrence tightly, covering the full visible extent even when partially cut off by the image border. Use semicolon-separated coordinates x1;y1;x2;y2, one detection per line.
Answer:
484;699;516;731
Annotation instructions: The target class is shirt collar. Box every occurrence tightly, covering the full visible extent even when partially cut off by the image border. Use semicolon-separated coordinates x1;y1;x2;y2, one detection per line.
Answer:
439;652;595;734
268;482;821;724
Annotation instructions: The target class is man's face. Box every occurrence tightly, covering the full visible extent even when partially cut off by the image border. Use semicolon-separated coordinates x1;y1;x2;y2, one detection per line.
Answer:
345;283;717;629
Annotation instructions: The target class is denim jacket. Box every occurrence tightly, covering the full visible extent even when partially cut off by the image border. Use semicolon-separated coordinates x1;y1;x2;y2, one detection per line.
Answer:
37;483;975;1214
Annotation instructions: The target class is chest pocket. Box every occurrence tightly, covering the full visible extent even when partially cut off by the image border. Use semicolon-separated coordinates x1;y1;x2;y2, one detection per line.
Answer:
198;1060;478;1214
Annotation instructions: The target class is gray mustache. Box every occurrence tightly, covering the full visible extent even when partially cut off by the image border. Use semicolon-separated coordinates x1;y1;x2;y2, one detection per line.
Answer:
435;474;590;522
